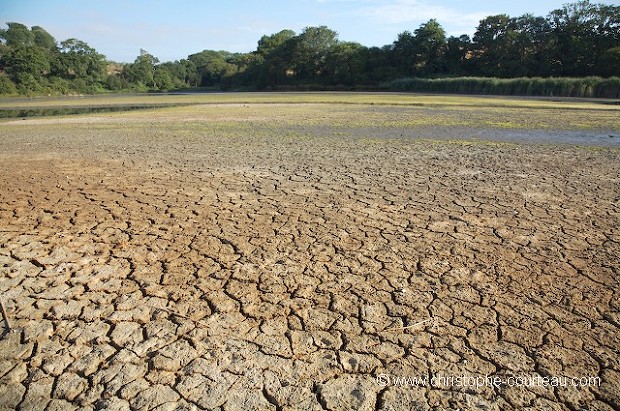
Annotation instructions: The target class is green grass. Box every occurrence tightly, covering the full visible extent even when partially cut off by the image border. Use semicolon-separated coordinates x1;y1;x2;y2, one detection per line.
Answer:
1;91;619;111
1;92;618;134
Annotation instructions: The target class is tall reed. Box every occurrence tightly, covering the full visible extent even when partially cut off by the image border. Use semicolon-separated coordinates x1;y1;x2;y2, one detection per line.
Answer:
387;77;620;98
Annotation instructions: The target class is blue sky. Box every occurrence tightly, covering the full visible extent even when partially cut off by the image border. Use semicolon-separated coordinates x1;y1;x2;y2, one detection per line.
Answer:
1;0;617;62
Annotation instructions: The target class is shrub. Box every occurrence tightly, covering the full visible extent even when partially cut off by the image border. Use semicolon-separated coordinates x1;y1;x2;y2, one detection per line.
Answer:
385;76;620;98
0;76;18;95
16;73;45;96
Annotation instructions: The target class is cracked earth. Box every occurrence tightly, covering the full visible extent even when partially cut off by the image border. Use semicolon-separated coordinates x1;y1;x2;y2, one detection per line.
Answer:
0;97;619;410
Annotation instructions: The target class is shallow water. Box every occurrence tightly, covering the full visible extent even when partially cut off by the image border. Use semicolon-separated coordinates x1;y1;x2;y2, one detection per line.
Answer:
289;124;620;147
461;127;620;147
0;104;193;118
1;101;617;147
377;126;620;147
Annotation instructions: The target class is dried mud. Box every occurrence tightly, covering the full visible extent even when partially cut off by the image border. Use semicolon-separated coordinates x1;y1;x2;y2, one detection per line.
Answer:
0;99;619;410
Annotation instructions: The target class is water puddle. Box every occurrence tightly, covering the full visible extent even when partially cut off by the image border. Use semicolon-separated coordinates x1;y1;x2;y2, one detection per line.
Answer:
472;128;620;146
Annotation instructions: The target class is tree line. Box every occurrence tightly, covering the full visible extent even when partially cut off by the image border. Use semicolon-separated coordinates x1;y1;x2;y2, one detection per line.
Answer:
0;1;618;96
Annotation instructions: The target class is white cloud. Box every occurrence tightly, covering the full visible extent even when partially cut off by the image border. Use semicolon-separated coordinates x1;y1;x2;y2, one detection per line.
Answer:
353;0;490;34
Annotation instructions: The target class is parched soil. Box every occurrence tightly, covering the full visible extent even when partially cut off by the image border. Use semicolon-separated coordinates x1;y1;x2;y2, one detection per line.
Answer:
0;98;619;410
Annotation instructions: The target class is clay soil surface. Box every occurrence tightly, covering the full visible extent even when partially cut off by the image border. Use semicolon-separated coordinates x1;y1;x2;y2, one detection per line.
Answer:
0;93;619;410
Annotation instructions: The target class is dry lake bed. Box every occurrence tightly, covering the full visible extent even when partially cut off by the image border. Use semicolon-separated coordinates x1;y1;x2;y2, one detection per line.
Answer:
0;93;619;410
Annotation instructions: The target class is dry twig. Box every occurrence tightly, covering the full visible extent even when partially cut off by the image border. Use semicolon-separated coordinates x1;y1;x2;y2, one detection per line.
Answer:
1;300;11;334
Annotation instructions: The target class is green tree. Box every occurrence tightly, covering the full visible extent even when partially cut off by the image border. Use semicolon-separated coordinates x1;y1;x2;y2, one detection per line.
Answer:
598;46;620;76
16;72;44;95
391;30;417;76
179;59;200;86
5;46;50;80
153;66;174;90
54;39;106;84
187;50;237;86
157;61;189;88
292;26;339;80
0;75;18;95
123;49;159;88
473;14;512;75
0;22;34;47
445;35;472;74
0;42;10;71
250;30;297;87
257;30;296;57
509;14;552;76
474;15;511;47
413;19;447;75
473;14;547;77
365;45;399;82
548;0;620;76
31;26;57;50
325;42;367;85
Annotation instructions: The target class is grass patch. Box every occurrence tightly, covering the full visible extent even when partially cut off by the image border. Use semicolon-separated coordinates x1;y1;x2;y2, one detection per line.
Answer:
1;91;619;111
1;93;618;147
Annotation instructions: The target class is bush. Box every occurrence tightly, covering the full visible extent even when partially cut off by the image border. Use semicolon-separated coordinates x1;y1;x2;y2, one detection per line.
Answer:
16;73;45;96
385;76;620;98
47;76;72;95
595;78;620;98
0;76;18;95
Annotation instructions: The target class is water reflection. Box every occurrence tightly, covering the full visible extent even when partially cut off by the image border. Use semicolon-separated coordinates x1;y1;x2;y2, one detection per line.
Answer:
0;104;193;118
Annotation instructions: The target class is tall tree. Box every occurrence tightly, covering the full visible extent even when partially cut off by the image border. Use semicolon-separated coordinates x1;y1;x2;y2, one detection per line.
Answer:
0;22;34;47
257;30;296;57
325;42;367;85
473;14;512;76
292;26;339;80
31;26;57;50
123;49;159;88
510;14;553;76
362;45;399;83
548;0;620;76
445;35;473;75
5;46;50;80
413;19;447;75
391;30;416;76
54;38;106;82
187;50;238;86
250;30;297;87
